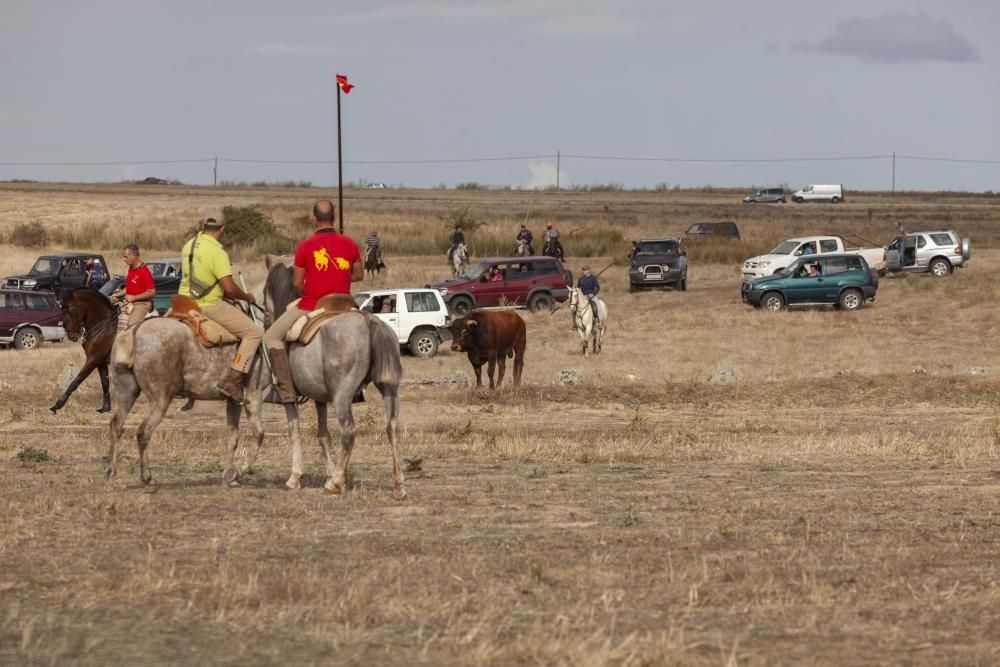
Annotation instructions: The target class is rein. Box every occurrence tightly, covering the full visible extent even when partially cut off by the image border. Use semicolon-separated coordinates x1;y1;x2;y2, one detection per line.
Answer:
78;303;121;345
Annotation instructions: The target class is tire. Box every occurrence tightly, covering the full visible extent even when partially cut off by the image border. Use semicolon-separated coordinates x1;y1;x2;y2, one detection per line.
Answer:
13;327;41;350
528;292;554;313
408;330;439;358
628;282;637;294
831;196;841;203
793;196;803;204
762;291;785;311
779;198;786;203
838;288;863;311
450;296;474;316
677;278;687;291
929;258;952;277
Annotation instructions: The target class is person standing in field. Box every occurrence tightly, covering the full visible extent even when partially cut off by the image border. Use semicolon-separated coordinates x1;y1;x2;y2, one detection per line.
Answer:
263;200;363;403
179;215;261;402
111;244;156;327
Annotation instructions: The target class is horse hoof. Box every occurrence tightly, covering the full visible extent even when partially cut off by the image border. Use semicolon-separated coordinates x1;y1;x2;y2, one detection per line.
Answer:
394;487;408;501
104;467;116;480
47;408;58;416
143;481;159;494
285;478;301;491
222;467;240;486
96;407;111;414
324;482;343;495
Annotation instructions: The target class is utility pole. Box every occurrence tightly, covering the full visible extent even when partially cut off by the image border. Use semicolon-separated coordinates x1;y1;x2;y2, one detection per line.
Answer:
556;150;561;191
213;155;218;187
891;151;895;193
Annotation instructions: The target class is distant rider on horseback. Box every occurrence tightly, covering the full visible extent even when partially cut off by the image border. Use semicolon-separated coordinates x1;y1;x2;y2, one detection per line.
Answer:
179;215;262;402
542;221;563;259
447;224;465;263
574;264;602;329
516;224;534;255
264;200;363;403
365;228;384;269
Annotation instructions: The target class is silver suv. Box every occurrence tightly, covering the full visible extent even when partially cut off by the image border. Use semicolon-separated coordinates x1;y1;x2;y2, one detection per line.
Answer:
885;230;970;277
743;187;786;204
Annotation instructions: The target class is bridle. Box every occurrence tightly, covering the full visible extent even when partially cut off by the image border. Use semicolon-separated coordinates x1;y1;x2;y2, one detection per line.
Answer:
66;298;120;345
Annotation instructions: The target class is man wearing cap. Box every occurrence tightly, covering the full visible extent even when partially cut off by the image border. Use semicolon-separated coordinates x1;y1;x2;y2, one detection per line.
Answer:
263;200;362;403
179;215;261;402
574;264;601;329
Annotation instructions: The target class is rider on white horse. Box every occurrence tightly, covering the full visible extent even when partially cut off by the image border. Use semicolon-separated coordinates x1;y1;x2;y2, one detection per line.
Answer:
574;265;603;329
447;225;465;263
515;224;534;256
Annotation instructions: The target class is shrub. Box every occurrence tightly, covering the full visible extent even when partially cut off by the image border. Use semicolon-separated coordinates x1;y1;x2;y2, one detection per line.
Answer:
565;227;626;257
220;205;294;257
10;222;50;247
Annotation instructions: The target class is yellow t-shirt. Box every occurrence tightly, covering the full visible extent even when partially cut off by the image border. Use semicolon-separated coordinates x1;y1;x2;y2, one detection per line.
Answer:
179;233;232;306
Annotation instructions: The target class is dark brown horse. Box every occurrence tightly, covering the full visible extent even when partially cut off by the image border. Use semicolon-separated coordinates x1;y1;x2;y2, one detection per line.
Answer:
50;288;119;414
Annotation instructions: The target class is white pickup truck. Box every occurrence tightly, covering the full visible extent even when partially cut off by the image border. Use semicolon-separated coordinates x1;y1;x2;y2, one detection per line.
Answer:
355;288;452;357
742;235;885;279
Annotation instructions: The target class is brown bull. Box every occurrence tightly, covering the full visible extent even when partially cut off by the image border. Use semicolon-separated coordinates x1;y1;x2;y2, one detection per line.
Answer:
449;310;526;389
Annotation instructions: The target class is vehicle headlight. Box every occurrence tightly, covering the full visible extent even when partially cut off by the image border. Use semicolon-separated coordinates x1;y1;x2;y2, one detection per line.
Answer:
23;279;37;287
757;261;770;268
438;289;449;297
661;264;670;270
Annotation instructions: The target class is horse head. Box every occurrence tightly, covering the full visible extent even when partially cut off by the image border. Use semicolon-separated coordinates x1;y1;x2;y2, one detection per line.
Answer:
62;295;85;342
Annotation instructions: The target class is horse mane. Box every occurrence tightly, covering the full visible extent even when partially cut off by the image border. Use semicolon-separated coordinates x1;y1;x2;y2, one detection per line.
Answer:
72;287;115;312
264;261;296;318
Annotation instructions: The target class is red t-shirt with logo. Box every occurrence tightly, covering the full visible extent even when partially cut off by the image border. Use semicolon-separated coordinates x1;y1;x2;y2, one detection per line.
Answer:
294;229;361;310
125;263;155;296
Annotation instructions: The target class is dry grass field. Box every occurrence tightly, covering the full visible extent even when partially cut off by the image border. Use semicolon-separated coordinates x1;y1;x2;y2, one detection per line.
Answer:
1;183;999;665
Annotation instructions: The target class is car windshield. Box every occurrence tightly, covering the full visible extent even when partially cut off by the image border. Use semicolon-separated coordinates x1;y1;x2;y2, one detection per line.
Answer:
354;293;371;308
636;241;679;256
687;224;711;234
31;258;61;274
769;241;802;255
462;261;489;280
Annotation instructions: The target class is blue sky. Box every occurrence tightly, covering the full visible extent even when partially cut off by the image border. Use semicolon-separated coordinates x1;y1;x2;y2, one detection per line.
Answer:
1;0;997;190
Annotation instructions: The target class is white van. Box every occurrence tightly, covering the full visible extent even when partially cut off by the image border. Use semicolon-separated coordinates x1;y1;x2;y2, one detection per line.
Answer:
792;184;844;203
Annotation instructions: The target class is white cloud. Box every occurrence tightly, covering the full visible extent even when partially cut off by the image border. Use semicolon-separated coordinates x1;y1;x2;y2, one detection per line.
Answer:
249;42;339;56
523;161;567;189
793;13;980;64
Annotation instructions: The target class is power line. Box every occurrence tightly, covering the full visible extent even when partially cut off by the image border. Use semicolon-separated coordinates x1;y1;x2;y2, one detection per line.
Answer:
896;154;1000;165
222;154;555;165
561;154;890;163
0;158;214;166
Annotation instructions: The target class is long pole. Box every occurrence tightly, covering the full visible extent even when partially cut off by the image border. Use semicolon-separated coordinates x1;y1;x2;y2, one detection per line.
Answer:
336;83;344;234
891;151;896;193
556;151;560;191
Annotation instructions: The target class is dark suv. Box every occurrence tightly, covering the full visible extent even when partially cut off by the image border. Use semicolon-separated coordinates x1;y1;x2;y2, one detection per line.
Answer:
741;254;878;311
426;256;570;315
743;187;786;204
628;238;688;292
3;252;109;300
0;289;64;349
685;221;740;241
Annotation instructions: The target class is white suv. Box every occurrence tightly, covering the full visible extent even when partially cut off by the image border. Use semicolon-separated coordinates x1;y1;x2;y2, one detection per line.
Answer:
355;288;452;357
885;230;970;276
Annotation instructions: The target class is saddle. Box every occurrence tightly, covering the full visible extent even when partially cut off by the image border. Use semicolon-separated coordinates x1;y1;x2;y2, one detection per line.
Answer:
165;294;239;348
286;293;358;345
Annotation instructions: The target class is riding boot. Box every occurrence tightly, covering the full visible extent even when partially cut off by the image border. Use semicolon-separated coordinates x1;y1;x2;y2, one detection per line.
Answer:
269;348;298;404
217;368;247;403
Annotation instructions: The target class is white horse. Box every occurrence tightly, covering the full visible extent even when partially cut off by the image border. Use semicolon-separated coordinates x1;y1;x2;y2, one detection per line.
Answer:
569;288;607;356
515;239;531;257
450;242;469;277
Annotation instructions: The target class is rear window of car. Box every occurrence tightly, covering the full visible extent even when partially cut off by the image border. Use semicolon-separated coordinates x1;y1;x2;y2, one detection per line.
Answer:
536;261;561;275
0;293;16;309
819;239;839;253
929;233;954;246
24;294;53;311
508;263;537;279
405;292;440;312
767;189;784;195
824;257;864;275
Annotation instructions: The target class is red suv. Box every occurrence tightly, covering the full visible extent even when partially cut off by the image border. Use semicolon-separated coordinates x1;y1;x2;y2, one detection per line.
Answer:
427;256;571;315
0;289;65;349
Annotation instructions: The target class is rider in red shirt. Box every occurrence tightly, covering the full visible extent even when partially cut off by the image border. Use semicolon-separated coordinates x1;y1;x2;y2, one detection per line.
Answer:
264;200;362;402
112;244;156;327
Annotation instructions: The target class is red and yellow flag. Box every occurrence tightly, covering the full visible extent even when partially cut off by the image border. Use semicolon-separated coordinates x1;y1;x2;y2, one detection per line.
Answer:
336;73;354;94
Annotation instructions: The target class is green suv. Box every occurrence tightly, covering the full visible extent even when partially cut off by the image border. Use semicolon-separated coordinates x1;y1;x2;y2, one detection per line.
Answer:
741;254;878;311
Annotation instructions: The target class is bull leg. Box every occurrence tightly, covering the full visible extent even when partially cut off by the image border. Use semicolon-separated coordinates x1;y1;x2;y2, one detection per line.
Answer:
325;394;357;495
221;399;243;487
136;394;172;488
106;371;141;480
486;356;497;390
49;358;101;414
96;363;111;413
284;402;305;490
378;383;406;500
496;354;507;388
471;361;484;388
513;349;525;387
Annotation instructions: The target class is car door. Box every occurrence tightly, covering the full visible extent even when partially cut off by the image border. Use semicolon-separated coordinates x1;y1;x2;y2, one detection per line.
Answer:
475;262;513;307
785;261;823;303
360;291;402;341
0;291;20;337
913;234;930;269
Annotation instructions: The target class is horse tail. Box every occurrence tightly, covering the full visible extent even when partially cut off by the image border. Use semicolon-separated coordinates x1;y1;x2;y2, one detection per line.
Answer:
111;326;136;370
367;315;403;386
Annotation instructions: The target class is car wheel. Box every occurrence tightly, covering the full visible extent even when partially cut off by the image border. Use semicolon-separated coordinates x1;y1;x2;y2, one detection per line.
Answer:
528;293;554;313
779;198;786;203
678;278;687;291
450;296;474;316
762;292;785;311
793;196;803;204
929;258;952;277
838;288;863;311
14;327;41;350
408;330;439;358
628;282;637;294
831;196;841;203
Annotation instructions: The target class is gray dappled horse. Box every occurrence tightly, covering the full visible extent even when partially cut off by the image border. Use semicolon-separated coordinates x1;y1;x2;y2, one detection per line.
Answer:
450;242;469;277
515;239;531;257
569;287;608;356
263;257;406;498
106;315;266;488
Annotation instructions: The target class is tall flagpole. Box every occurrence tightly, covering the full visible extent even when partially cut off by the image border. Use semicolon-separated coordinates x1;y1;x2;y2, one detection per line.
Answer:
336;80;344;234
